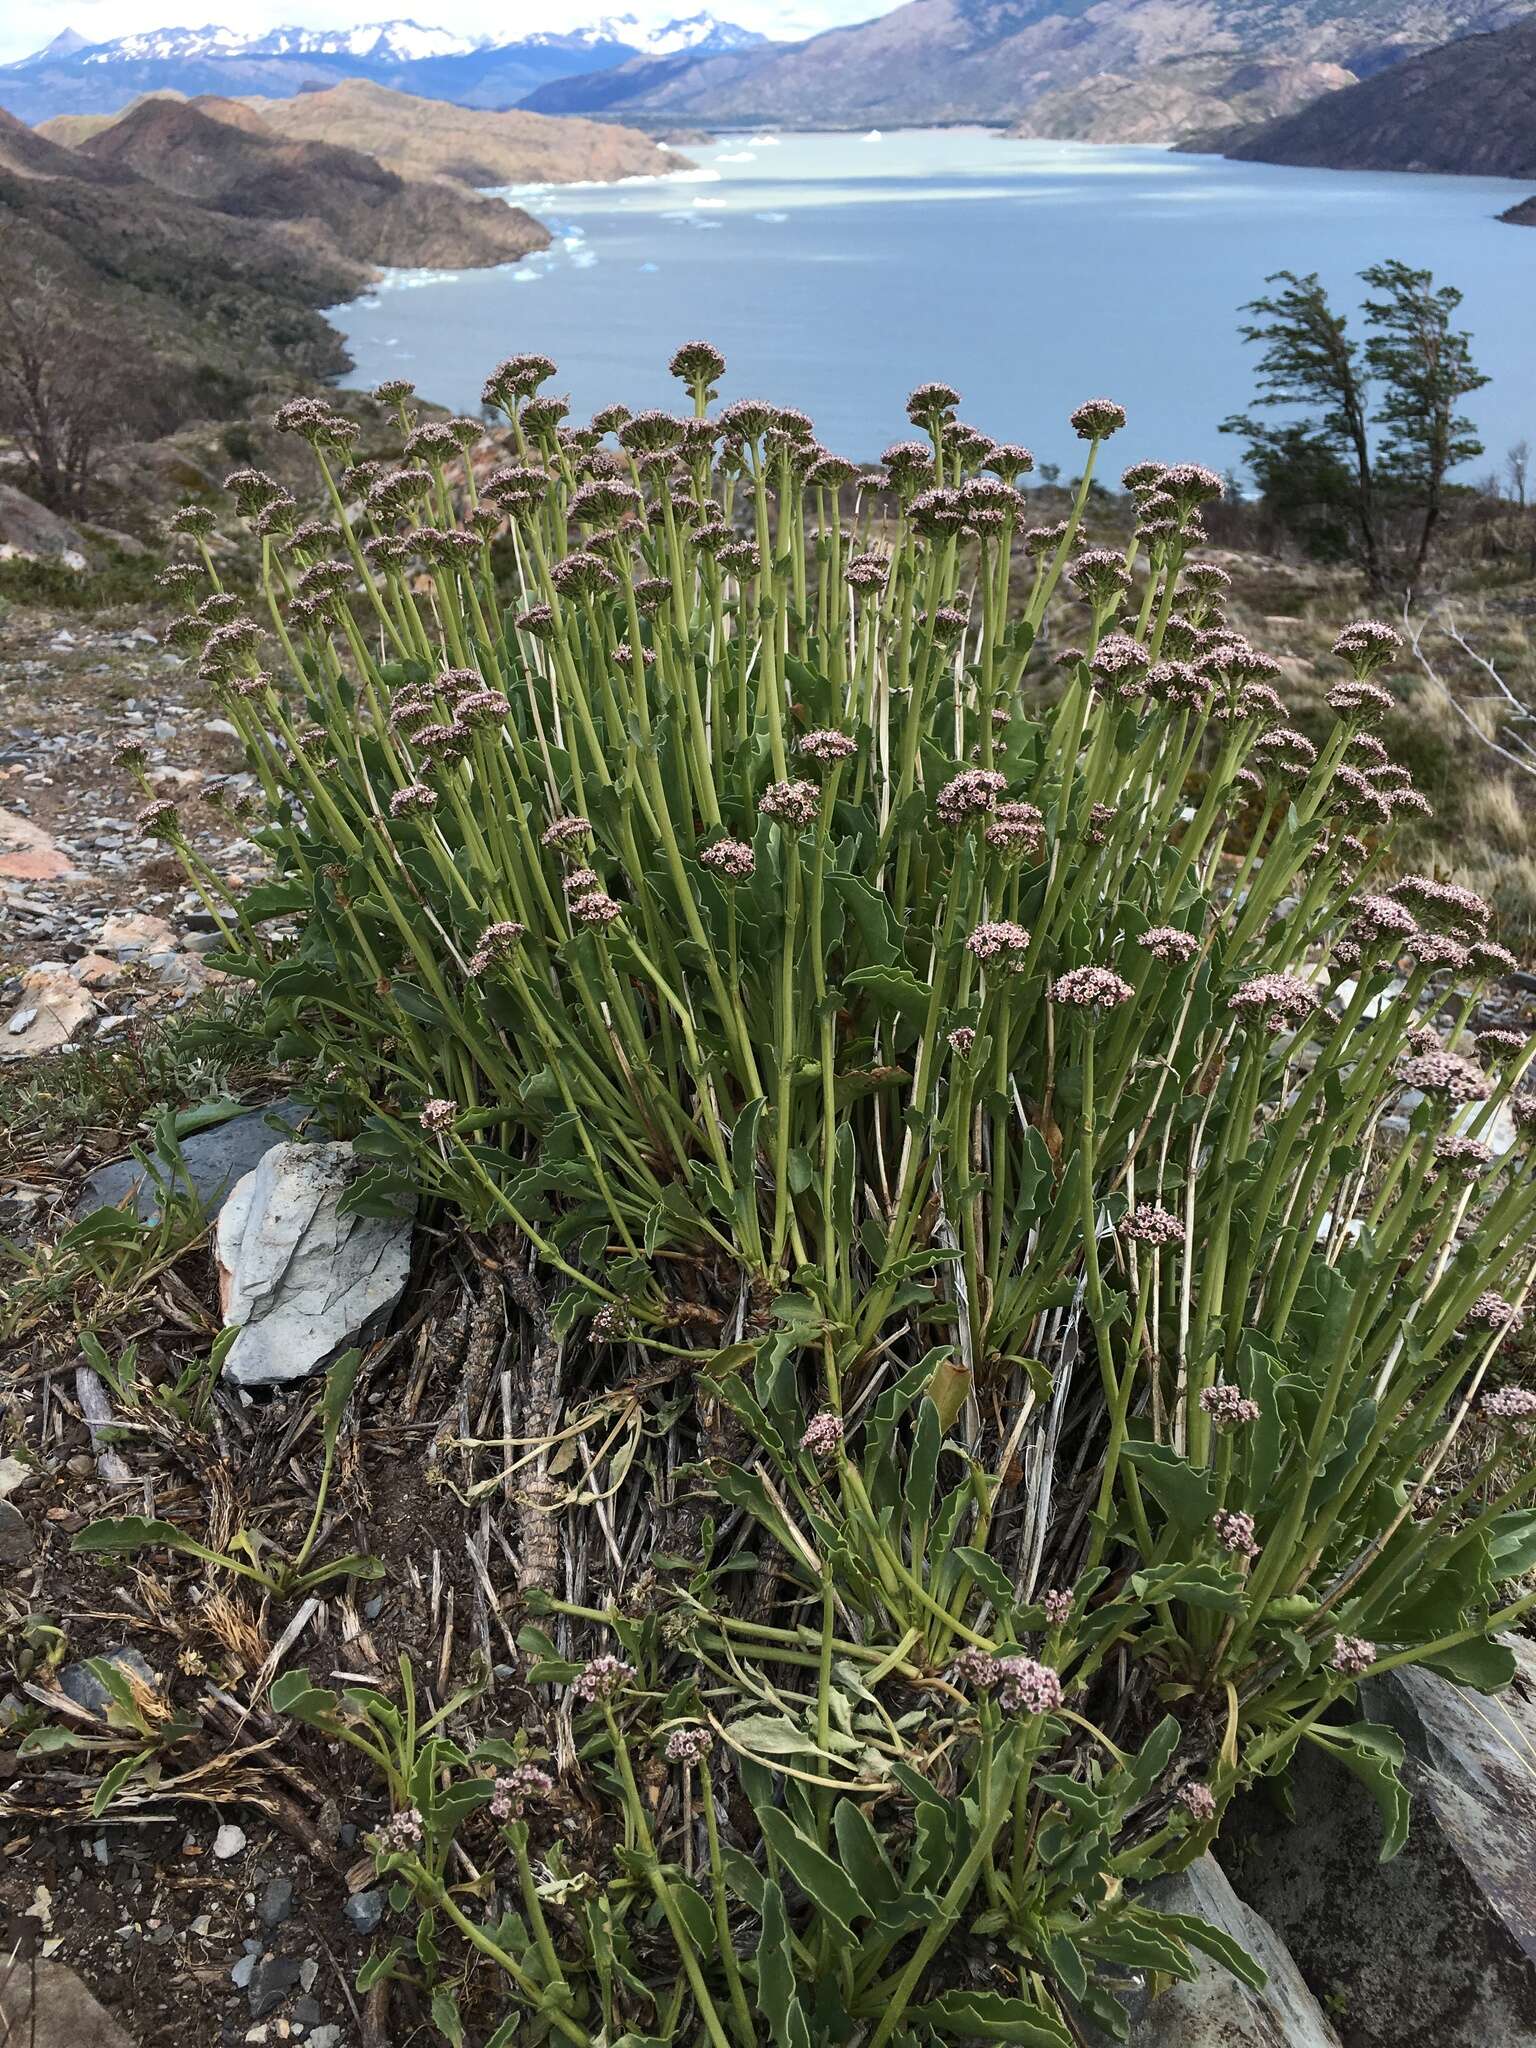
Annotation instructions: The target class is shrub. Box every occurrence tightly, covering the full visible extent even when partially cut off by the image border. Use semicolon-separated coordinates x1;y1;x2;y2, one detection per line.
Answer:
131;357;1536;2044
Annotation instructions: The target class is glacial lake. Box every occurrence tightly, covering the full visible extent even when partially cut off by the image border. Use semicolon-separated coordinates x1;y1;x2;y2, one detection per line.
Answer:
330;128;1536;473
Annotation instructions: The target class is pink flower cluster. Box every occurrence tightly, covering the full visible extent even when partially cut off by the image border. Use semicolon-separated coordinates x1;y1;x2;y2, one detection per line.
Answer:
1120;1204;1185;1247
573;1656;636;1703
966;920;1032;967
1050;967;1133;1011
489;1765;554;1819
759;780;821;827
1330;1636;1377;1677
700;838;756;879
1200;1382;1260;1430
1211;1509;1260;1558
936;768;1008;825
800;1412;846;1460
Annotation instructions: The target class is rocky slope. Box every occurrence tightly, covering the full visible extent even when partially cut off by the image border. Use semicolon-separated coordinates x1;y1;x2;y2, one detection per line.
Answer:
519;0;1536;137
0;106;354;406
72;94;549;271
232;79;684;187
1007;57;1354;144
1217;15;1536;176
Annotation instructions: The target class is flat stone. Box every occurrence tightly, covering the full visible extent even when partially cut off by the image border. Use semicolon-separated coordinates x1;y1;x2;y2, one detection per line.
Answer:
218;1143;414;1390
0;810;76;882
1220;1639;1536;2048
3;967;95;1058
0;1455;32;1498
0;1498;32;1563
73;953;127;991
77;1100;311;1224
96;910;179;960
0;1957;135;2047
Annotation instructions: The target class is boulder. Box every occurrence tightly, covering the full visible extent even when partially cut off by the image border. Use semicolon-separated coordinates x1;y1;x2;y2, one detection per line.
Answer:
217;1141;414;1389
78;1099;311;1224
0;482;85;561
1081;1854;1342;2047
1219;1640;1536;2047
0;1957;136;2047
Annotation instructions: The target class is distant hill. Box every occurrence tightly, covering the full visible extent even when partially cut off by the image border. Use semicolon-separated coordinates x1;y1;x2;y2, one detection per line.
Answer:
233;78;685;187
0;14;765;123
1215;16;1536;178
518;0;1536;138
72;94;547;271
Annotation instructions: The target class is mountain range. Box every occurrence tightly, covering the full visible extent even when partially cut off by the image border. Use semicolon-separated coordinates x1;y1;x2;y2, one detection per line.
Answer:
0;13;765;123
518;0;1535;136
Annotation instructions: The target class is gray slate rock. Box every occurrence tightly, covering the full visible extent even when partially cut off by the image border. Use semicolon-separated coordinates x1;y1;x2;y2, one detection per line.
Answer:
0;1957;135;2047
77;1099;310;1224
343;1888;385;1934
0;1497;32;1563
259;1875;295;1928
1081;1854;1342;2047
248;1954;304;2018
218;1142;414;1389
59;1647;159;1720
1220;1639;1536;2048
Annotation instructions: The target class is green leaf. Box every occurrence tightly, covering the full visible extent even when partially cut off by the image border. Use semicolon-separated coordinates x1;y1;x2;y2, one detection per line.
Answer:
1306;1720;1410;1860
951;1546;1019;1614
72;1516;232;1571
1155;1910;1267;1992
843;964;932;1031
429;1988;465;2045
1420;1636;1518;1692
755;1807;865;1937
1120;1443;1215;1536
91;1746;155;1817
754;1879;812;2048
271;1669;343;1726
906;1990;1075;2044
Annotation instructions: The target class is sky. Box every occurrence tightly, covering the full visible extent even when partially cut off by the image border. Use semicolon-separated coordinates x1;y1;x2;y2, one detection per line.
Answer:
0;0;887;66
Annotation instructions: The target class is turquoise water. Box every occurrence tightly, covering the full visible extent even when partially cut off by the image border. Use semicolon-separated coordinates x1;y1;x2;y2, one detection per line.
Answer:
330;128;1536;472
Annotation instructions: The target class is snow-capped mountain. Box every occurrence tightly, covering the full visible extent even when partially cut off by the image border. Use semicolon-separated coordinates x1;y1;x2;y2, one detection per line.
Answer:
0;12;768;119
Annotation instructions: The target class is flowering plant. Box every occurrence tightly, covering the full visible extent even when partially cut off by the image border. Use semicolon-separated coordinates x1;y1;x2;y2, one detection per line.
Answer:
161;350;1536;2044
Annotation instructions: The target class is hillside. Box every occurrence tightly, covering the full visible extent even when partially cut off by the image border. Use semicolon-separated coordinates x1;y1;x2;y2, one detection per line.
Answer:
0;15;763;124
0;104;354;414
72;94;549;270
234;79;683;186
1218;15;1536;177
519;0;1536;136
1007;57;1355;144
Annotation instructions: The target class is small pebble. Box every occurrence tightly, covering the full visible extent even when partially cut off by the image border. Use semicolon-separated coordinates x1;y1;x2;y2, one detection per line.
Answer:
213;1823;247;1861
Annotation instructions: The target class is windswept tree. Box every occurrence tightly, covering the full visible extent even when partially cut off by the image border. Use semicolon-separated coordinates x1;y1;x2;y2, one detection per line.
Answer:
0;259;154;513
1223;263;1487;594
1362;259;1488;585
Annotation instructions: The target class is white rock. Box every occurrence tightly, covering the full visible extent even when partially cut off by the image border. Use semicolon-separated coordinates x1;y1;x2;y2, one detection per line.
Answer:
2;969;96;1058
96;910;179;959
217;1142;414;1389
212;1823;247;1860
